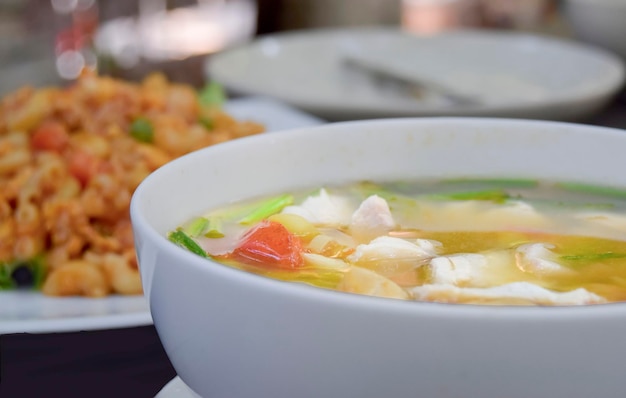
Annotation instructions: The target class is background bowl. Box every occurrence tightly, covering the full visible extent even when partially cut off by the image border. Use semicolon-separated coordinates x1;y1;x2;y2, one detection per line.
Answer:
131;118;626;398
563;0;626;63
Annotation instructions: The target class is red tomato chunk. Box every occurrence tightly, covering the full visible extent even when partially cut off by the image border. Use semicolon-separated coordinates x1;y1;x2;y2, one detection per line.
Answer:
30;121;69;152
230;220;304;269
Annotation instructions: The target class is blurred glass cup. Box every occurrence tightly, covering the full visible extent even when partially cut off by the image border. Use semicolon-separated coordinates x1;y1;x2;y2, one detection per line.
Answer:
52;0;99;80
94;0;257;85
402;0;555;35
480;0;554;31
401;0;481;34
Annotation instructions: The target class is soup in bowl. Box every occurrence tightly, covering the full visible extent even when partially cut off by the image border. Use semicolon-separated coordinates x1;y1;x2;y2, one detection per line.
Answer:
131;118;626;398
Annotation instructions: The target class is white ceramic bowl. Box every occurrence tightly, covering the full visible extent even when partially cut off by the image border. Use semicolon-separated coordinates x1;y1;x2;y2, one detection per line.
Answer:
563;0;626;62
131;118;626;398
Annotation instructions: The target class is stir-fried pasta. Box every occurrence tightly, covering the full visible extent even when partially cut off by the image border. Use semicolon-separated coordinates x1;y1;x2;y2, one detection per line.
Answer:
0;71;264;297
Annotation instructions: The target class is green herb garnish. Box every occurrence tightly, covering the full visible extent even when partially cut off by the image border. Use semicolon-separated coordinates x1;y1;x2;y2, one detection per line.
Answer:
184;217;209;238
204;217;225;238
0;263;15;289
0;256;46;290
238;194;294;225
198;82;226;108
561;252;626;261
198;116;214;130
168;230;208;258
429;189;511;203
557;182;626;200
130;117;154;143
442;178;538;188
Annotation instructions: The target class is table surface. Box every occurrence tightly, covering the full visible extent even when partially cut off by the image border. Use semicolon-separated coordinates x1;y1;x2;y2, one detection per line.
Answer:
1;92;625;398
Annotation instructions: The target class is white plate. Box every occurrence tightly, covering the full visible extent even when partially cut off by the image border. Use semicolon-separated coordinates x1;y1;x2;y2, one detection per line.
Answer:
0;97;325;335
156;377;200;398
206;27;626;121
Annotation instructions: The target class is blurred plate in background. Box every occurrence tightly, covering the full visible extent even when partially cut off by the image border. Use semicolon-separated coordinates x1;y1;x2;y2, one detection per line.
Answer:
206;27;625;121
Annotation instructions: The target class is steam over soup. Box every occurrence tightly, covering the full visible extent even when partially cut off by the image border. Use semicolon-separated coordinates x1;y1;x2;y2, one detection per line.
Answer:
169;179;626;305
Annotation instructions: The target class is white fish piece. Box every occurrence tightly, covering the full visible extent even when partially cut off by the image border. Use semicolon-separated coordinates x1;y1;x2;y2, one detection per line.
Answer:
347;236;440;264
515;243;570;274
347;236;440;277
349;195;396;241
429;250;513;287
429;253;488;286
281;188;354;226
412;282;607;305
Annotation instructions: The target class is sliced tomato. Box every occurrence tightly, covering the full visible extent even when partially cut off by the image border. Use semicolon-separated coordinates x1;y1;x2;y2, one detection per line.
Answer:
230;220;304;269
31;121;69;152
68;150;99;187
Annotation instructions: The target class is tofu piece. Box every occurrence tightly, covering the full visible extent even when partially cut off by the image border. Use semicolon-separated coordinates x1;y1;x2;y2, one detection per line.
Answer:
349;195;396;241
411;282;607;305
281;188;353;226
515;243;570;274
337;266;409;300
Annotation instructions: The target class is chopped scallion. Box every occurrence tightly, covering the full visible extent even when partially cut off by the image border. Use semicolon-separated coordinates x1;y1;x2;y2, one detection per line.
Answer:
204;217;225;238
442;178;538;188
0;256;46;290
31;256;46;289
429;189;511;203
168;230;208;257
238;194;294;225
199;116;214;130
185;217;209;238
557;182;626;200
0;263;15;289
130;118;154;143
561;252;626;261
198;82;226;108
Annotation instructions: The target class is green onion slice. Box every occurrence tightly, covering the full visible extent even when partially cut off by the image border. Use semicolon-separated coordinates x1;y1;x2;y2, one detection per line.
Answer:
130;118;154;143
238;194;294;225
168;230;208;258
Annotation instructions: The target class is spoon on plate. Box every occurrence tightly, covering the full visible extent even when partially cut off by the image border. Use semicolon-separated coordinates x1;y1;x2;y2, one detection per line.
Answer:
341;55;483;106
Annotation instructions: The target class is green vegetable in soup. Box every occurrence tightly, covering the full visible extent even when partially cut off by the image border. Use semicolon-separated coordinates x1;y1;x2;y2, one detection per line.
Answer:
561;252;626;262
168;230;208;258
238;194;294;225
204;217;225;238
557;182;626;200
441;177;539;188
429;188;512;203
184;217;210;238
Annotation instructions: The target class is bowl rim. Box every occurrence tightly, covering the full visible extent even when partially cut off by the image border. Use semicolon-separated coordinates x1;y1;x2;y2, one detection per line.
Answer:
131;117;626;319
